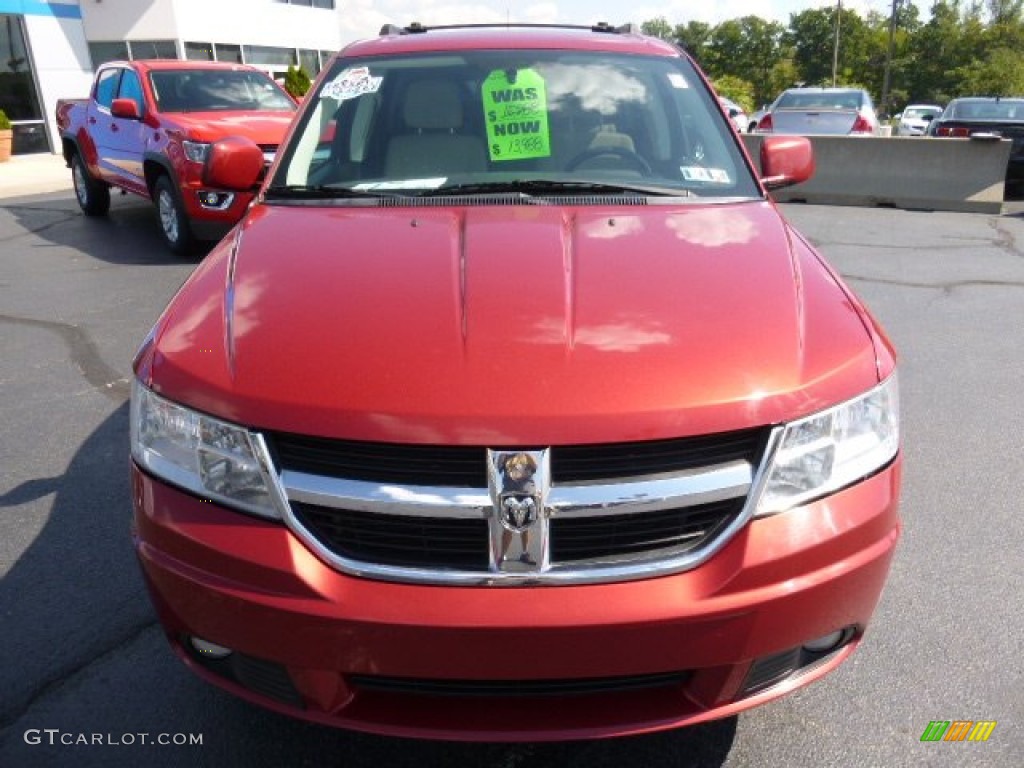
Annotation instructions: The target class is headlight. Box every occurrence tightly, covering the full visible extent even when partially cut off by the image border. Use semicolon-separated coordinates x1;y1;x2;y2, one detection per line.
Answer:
182;140;211;164
755;375;899;515
130;380;284;519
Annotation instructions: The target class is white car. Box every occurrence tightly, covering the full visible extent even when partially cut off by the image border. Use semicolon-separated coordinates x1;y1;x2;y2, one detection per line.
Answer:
719;97;749;133
895;104;943;136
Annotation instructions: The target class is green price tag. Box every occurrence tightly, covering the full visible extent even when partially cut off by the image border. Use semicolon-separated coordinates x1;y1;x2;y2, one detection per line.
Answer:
482;69;551;162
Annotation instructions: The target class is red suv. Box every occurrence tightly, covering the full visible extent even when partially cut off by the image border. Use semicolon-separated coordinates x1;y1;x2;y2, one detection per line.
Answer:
131;24;901;740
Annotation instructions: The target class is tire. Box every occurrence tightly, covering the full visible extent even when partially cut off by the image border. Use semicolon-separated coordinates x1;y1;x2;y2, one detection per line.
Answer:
71;153;110;216
153;175;196;256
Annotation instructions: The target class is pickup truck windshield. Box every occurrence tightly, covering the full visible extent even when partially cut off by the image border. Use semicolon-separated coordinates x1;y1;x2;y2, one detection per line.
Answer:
149;69;295;113
273;50;759;199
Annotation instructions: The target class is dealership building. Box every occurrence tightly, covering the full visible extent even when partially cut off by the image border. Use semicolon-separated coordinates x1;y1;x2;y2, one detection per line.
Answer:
0;0;345;156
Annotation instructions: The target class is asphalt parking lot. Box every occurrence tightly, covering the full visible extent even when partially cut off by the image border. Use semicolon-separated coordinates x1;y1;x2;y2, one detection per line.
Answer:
1;183;1022;767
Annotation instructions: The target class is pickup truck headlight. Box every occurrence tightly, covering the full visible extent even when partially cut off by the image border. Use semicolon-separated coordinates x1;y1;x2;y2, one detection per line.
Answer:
755;375;899;515
182;140;211;164
130;380;284;520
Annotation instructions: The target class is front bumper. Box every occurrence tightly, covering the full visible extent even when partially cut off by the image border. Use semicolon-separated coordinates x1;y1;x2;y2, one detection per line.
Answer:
132;459;901;741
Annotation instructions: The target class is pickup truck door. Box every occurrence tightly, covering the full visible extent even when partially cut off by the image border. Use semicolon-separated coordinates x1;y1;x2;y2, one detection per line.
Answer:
89;66;148;195
108;68;148;195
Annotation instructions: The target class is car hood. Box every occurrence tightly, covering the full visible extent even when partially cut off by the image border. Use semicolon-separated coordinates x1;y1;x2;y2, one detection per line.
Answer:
166;111;295;145
141;201;880;445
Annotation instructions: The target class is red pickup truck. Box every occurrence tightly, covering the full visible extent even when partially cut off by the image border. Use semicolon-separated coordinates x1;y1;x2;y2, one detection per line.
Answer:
57;60;297;253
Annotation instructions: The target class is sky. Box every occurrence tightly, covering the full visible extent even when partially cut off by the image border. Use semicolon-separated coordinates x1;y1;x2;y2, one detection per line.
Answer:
336;0;896;42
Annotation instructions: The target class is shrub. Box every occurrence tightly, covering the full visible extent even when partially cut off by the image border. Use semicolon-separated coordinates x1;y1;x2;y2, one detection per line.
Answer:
0;110;11;130
284;66;312;99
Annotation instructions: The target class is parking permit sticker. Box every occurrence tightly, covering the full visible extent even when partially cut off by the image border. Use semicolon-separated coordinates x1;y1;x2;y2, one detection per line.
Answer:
680;166;731;183
482;69;551;162
667;73;689;89
322;67;382;102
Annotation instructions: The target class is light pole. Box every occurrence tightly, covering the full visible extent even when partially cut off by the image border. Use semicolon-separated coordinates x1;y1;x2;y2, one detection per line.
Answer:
881;0;900;118
832;0;842;87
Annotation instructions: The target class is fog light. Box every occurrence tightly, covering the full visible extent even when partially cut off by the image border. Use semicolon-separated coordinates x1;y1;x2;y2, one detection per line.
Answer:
803;630;845;654
190;636;233;658
197;190;234;210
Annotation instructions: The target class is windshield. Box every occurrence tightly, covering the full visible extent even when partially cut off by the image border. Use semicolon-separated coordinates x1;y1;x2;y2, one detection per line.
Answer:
272;50;759;199
149;69;296;113
949;99;1024;120
776;91;863;110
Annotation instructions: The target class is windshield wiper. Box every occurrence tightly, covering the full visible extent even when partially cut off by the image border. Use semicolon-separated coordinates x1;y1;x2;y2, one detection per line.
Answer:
264;185;403;200
429;179;690;198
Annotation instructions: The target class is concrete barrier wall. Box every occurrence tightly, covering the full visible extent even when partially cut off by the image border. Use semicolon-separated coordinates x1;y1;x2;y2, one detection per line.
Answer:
741;134;1012;214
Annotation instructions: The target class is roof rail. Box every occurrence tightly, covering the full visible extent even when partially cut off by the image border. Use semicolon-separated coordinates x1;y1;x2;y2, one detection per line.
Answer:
591;22;640;34
377;22;641;36
377;22;426;35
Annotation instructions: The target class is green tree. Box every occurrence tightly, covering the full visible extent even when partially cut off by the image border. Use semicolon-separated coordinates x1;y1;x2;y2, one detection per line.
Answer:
641;17;674;41
955;46;1024;93
705;16;786;106
674;21;713;65
711;75;755;112
787;7;873;89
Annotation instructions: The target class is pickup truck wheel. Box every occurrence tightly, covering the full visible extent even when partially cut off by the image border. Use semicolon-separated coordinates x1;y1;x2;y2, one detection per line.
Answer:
154;175;196;255
71;154;110;216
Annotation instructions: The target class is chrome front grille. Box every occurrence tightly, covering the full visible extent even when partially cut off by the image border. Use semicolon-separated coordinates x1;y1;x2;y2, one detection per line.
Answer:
267;428;777;585
270;429;767;485
291;503;490;570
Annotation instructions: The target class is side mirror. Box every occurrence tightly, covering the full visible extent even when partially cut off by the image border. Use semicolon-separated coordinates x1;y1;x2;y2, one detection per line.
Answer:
204;136;265;191
111;98;141;120
922;113;936;122
760;136;814;190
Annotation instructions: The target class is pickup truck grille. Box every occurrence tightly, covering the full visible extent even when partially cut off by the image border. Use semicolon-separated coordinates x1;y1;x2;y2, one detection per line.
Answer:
268;428;776;585
257;144;278;180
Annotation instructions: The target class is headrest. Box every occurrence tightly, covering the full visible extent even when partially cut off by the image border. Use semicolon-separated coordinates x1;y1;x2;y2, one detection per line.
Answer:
403;80;463;130
589;126;635;153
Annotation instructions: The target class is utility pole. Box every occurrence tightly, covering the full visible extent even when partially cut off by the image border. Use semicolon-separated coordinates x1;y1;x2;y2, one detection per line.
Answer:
832;0;842;87
881;0;899;118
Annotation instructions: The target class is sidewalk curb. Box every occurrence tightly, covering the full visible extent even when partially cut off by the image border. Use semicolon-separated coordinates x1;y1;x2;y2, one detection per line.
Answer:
0;153;72;200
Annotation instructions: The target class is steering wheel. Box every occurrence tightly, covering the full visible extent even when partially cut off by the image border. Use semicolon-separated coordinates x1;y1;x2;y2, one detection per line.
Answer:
566;146;652;176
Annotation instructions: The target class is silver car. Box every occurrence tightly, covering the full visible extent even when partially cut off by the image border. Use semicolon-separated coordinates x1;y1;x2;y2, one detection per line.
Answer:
756;87;881;136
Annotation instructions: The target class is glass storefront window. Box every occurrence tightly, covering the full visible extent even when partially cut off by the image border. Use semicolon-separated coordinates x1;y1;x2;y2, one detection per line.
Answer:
1;13;49;153
89;41;130;67
215;43;243;64
130;40;178;60
244;45;295;68
185;42;215;61
298;49;319;76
